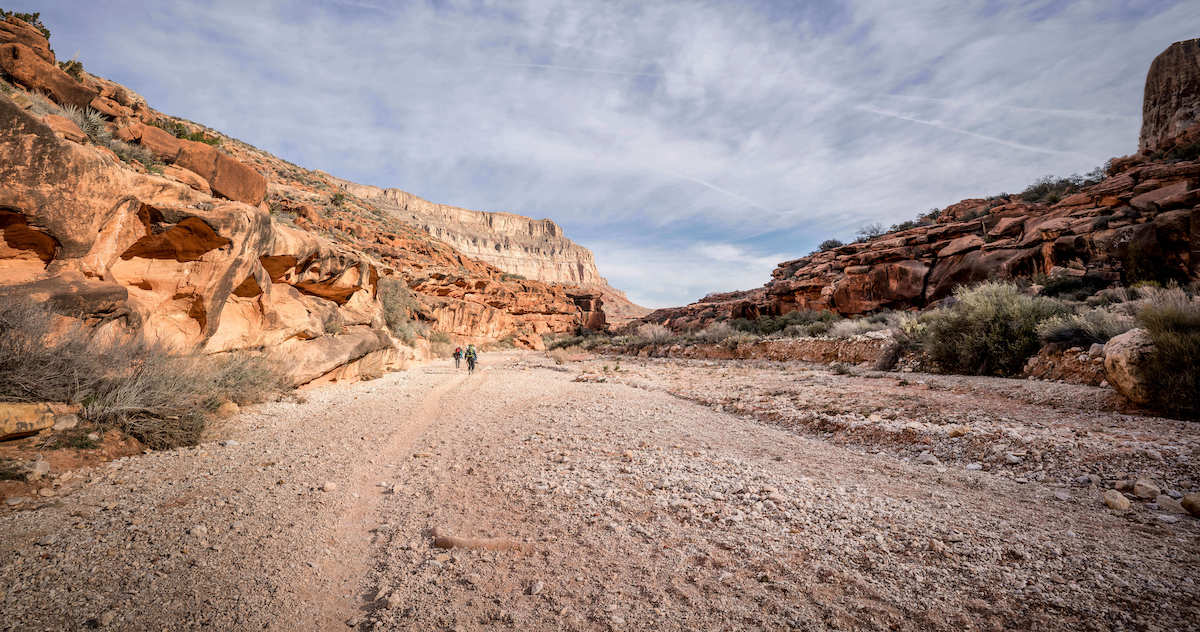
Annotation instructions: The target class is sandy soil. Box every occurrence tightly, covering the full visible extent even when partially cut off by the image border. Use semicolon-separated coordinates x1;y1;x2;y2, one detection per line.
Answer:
1;352;1196;631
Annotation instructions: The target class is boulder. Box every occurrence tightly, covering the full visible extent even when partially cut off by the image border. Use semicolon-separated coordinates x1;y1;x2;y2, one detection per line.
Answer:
0;43;97;108
41;113;85;142
162;164;211;195
89;95;133;119
1130;181;1191;212
937;234;985;257
1182;493;1200;518
1103;489;1131;511
1103;329;1157;405
0;402;79;441
0;16;53;64
175;141;267;206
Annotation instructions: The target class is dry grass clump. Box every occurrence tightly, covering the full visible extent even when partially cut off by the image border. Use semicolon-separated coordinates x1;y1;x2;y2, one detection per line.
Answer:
917;282;1069;376
1134;286;1200;418
1036;307;1134;348
548;348;570;365
0;299;287;449
636;323;674;343
378;277;428;344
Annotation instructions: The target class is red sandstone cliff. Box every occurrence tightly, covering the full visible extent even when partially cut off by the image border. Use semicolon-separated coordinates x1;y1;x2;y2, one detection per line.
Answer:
644;38;1200;331
0;16;604;383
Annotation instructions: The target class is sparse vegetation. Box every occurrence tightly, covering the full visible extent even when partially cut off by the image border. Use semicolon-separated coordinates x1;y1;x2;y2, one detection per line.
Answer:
916;282;1069;376
1036;307;1134;348
500;272;526;281
1135;285;1200;418
152;118;221;145
1018;167;1105;204
635;323;673;343
0;9;50;39
0;298;287;449
330;192;347;207
855;222;885;241
818;239;844;251
57;58;83;80
378;277;426;343
729;310;837;337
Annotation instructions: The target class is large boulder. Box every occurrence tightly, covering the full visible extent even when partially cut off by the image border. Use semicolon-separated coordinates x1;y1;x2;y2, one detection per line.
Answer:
175;140;267;206
0;43;96;108
1140;38;1200;153
1103;328;1157;405
0;16;53;64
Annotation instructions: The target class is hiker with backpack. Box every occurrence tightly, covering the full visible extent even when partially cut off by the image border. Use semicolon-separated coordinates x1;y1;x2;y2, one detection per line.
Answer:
452;346;463;370
464;344;478;374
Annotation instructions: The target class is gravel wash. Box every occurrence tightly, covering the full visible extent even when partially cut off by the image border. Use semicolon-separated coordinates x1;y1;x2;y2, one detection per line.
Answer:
2;353;1197;631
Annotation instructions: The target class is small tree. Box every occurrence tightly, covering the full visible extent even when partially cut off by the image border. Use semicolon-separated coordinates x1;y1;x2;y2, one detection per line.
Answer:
818;238;844;251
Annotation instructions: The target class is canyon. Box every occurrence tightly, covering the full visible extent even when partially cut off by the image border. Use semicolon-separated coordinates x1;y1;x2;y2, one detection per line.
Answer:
643;38;1200;331
0;14;624;384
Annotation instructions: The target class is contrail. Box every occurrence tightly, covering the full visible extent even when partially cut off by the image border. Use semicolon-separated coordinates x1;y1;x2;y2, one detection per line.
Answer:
660;169;775;213
855;105;1093;158
882;94;1136;121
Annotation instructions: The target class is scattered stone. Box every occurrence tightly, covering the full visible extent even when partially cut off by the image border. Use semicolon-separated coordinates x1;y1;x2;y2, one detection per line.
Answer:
188;525;208;537
1132;479;1160;500
97;610;116;627
916;452;940;466
965;462;983;471
1181;493;1200;518
528;580;544;595
4;497;27;506
322;481;338;492
219;439;240;447
1053;490;1071;502
1103;489;1131;511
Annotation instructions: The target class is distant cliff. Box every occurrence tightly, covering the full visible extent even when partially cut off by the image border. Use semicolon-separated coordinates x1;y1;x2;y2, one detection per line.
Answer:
337;181;650;323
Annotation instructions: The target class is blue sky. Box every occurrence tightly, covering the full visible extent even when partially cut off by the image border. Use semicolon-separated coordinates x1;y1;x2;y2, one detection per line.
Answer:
17;0;1200;307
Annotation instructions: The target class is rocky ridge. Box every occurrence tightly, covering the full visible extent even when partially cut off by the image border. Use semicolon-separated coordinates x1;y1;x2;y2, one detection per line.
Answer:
0;14;605;389
644;38;1200;330
337;181;649;324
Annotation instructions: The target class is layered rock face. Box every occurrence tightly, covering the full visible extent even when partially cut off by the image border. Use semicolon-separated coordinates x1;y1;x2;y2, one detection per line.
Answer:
338;181;648;323
1141;38;1200;153
645;39;1200;331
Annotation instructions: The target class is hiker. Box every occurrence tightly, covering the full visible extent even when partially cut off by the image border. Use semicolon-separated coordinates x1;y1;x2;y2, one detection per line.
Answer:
452;346;463;370
465;344;478;374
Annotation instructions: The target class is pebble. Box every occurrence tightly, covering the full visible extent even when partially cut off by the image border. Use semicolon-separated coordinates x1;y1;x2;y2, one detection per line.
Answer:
220;440;240;447
97;610;116;627
322;481;338;492
916;452;940;466
965;463;982;471
528;580;544;595
189;525;208;537
5;497;27;506
1053;490;1070;502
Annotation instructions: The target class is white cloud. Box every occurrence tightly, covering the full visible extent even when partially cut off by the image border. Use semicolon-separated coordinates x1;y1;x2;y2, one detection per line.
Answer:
39;0;1200;307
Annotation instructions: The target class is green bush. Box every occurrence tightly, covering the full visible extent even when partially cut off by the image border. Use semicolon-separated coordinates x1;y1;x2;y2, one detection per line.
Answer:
152;119;220;145
818;239;844;251
1036;307;1134;348
377;277;426;343
1034;273;1109;301
730;310;837;336
0;298;287;448
57;59;83;80
920;282;1069;376
1135;287;1200;418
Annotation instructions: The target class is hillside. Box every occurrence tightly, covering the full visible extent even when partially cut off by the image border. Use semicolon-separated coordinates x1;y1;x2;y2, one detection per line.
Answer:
644;38;1200;331
335;180;650;324
0;14;605;388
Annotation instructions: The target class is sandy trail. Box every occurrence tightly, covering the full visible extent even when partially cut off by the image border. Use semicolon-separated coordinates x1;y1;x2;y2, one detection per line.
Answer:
0;353;1196;631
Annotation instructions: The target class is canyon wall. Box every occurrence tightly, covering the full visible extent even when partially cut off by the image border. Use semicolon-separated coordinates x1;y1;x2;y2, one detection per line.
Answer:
645;38;1200;331
0;15;604;384
337;181;649;324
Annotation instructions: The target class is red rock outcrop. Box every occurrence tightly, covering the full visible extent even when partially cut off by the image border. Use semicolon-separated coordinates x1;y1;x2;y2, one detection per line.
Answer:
1140;38;1200;153
0;16;54;65
644;39;1200;331
0;42;96;108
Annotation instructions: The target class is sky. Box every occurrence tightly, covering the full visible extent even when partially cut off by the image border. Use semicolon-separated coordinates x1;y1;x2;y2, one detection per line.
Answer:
19;0;1200;307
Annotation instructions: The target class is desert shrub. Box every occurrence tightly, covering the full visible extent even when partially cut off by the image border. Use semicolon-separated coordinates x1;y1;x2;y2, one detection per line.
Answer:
378;277;422;341
826;313;900;338
919;282;1069;376
855;222;885;241
1036;307;1134;348
499;272;526;281
693;321;737;343
636;323;673;343
548;348;569;365
321;311;343;335
731;309;837;336
330;192;347;207
57;59;83;80
1154;138;1200;163
0;299;286;448
107;137;162;171
818;239;844;251
0;10;50;39
1034;273;1109;301
0;77;12;94
1135;286;1200;418
61;104;111;145
152;119;220;145
25;90;62;117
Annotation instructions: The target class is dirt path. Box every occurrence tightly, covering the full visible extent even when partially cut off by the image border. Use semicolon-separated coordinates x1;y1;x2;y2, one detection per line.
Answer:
1;353;1197;631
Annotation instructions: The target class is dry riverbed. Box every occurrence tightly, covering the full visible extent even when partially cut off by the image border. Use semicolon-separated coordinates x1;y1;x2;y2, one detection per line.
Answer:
1;352;1196;631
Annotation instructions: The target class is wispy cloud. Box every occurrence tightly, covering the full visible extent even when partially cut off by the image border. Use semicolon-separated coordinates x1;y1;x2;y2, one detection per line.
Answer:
37;0;1200;307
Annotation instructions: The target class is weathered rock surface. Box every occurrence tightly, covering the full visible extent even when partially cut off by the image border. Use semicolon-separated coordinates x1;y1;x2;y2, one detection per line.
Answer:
1140;38;1200;153
0;42;96;108
0;16;54;65
338;180;646;323
1103;329;1157;405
